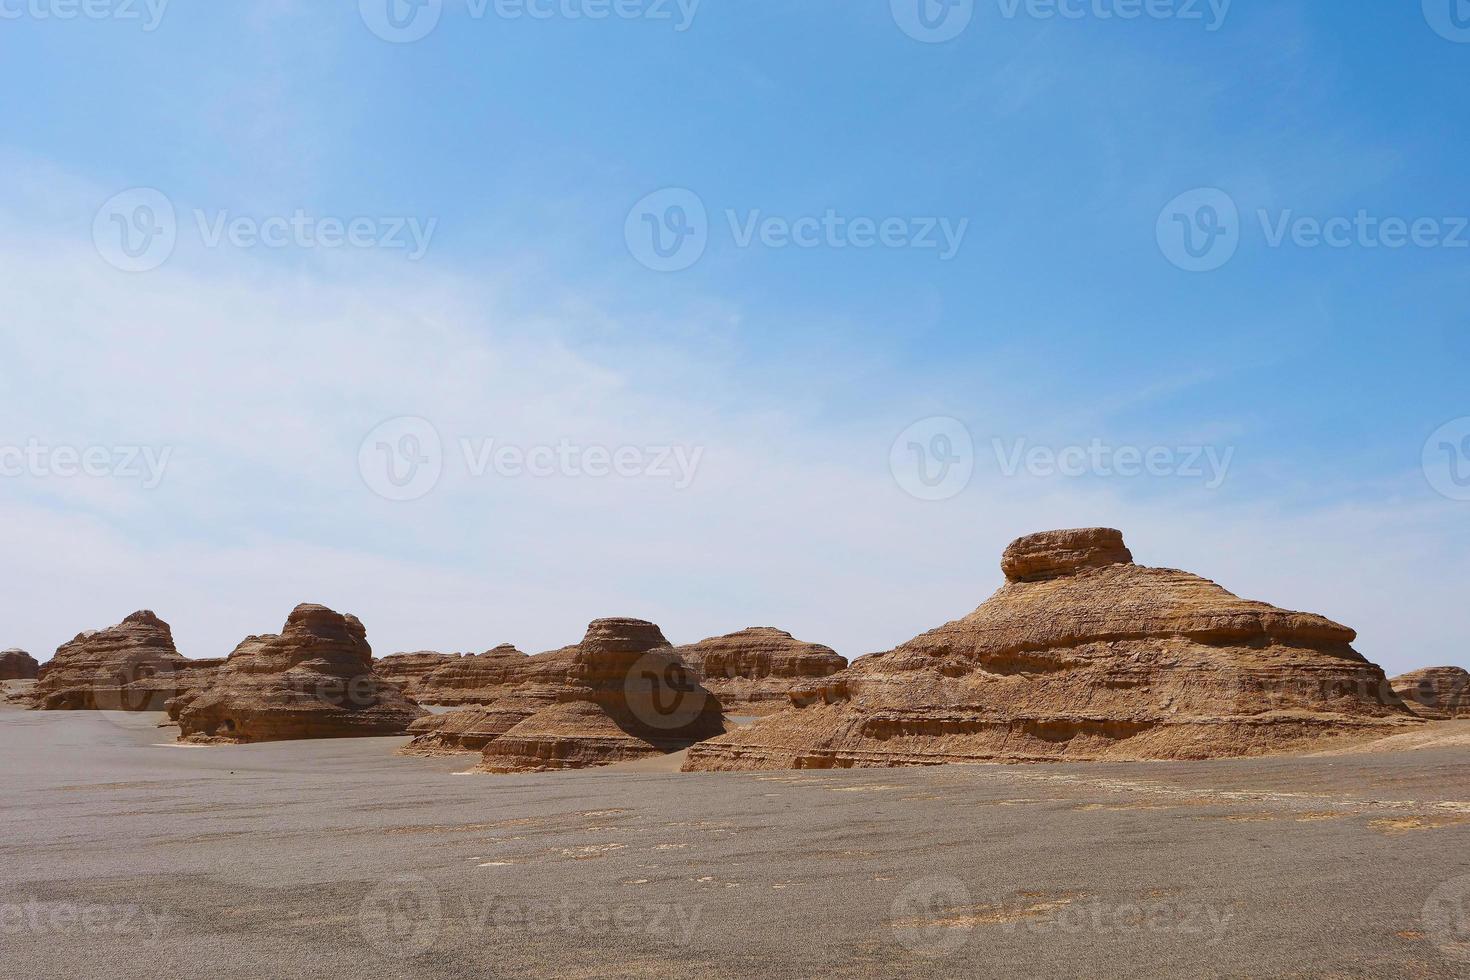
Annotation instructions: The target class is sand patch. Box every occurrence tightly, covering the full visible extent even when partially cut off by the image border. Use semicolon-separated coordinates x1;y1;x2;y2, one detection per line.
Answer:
1367;815;1470;834
899;891;1093;930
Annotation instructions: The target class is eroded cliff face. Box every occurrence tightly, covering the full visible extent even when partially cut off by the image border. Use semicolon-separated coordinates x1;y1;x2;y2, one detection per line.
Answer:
173;604;425;743
674;628;846;716
30;611;220;711
685;528;1418;772
1391;667;1469;719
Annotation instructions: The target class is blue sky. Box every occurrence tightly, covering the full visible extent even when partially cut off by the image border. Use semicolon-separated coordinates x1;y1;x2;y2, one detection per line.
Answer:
1;1;1468;673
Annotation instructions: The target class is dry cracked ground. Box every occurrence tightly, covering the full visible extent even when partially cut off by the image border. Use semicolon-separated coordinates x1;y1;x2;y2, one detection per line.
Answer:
3;692;1470;979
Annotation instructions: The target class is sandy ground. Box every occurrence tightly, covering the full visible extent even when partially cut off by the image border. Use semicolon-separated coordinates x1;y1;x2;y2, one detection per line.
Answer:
3;703;1470;979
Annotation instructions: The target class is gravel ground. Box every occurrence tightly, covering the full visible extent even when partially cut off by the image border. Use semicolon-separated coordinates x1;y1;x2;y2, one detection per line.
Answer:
3;704;1469;979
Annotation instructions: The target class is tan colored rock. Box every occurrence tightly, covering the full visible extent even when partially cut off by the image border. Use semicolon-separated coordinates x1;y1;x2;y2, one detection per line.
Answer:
173;604;426;743
402;645;580;755
411;644;538;705
0;649;39;681
1390;667;1469;719
684;528;1417;771
29;611;220;711
472;618;726;773
375;652;464;696
675;628;846;716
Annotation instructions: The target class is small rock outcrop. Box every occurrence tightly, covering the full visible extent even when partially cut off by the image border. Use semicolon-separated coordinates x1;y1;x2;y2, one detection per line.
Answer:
468;618;726;772
375;652;463;696
29;611;220;711
172;604;426;743
674;628;847;716
0;650;39;681
409;644;534;705
684;528;1418;771
1391;667;1469;719
401;645;580;755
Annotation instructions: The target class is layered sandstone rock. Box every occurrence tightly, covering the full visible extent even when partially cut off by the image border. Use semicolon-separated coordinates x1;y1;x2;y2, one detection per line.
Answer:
472;618;726;773
1390;667;1469;719
406;644;537;705
173;604;426;743
685;528;1418;771
29;611;221;711
675;628;846;716
375;652;463;696
0;650;39;681
402;645;579;754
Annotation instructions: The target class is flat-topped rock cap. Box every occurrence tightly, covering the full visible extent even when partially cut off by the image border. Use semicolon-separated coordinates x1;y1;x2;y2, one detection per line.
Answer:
1001;527;1134;582
580;618;670;655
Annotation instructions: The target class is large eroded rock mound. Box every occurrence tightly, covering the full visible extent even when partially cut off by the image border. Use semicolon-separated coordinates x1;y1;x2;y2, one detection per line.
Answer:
1390;667;1468;719
0;650;39;681
173;604;426;743
684;528;1417;771
469;618;726;772
29;612;221;711
675;628;846;716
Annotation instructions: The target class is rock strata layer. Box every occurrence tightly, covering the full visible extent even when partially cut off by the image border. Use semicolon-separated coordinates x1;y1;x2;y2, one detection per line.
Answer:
1390;667;1469;720
375;652;463;696
409;645;538;705
684;528;1418;771
674;628;846;716
29;612;220;711
173;604;425;743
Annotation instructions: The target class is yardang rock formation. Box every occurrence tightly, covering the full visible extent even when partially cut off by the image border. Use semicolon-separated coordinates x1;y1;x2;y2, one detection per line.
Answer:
0;649;39;681
684;528;1417;771
469;618;726;772
1390;667;1468;719
375;651;464;697
675;628;846;716
408;644;535;705
29;611;221;711
172;604;426;743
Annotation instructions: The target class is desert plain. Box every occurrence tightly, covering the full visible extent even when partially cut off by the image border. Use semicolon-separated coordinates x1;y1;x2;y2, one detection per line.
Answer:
4;688;1470;980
